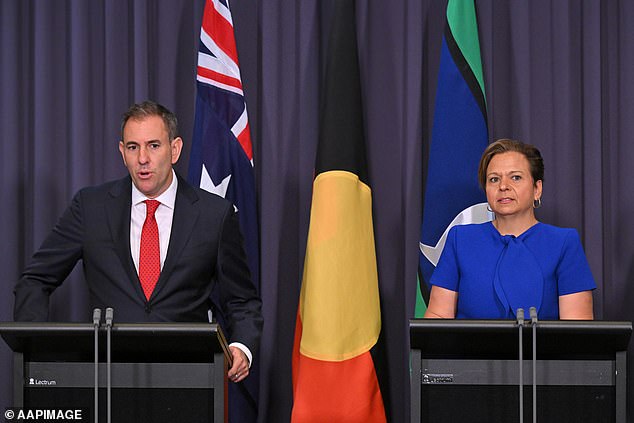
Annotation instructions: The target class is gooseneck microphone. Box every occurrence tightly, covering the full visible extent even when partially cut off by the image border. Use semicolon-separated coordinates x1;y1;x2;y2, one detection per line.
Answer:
516;308;525;423
105;308;114;423
92;309;102;423
529;307;538;423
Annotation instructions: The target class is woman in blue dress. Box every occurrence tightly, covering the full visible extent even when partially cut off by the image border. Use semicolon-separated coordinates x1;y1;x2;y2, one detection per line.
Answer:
424;139;595;320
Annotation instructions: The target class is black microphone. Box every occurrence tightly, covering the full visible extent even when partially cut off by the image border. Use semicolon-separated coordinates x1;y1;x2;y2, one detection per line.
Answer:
529;307;538;423
516;308;525;423
105;308;113;423
92;309;102;423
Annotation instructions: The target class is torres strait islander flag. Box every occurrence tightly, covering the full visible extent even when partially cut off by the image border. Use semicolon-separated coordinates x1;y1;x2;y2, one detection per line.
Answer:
416;0;492;317
188;0;259;422
291;0;386;422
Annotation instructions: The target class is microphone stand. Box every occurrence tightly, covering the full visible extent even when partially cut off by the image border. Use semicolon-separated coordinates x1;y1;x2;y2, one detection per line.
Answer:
105;308;114;423
517;308;525;423
529;307;538;423
92;309;102;423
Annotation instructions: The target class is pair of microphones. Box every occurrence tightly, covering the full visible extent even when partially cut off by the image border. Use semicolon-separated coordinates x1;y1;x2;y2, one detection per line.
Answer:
516;306;537;327
517;307;538;423
91;308;115;423
92;307;114;328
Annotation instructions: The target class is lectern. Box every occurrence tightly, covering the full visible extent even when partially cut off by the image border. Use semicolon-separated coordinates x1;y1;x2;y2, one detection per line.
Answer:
410;319;632;423
0;322;227;423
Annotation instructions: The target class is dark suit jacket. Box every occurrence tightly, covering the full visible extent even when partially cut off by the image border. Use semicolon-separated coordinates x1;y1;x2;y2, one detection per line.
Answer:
14;174;262;352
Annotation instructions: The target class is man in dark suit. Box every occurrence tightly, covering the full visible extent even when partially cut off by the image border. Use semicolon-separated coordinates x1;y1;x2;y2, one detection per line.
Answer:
14;100;262;383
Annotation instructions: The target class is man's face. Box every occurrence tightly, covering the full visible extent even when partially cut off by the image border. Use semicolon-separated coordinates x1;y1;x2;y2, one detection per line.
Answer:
119;115;182;198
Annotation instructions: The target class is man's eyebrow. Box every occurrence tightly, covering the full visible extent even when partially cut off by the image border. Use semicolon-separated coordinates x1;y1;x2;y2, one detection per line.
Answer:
123;139;161;144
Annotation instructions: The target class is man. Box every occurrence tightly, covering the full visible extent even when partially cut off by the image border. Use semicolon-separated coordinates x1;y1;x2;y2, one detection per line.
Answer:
14;100;262;383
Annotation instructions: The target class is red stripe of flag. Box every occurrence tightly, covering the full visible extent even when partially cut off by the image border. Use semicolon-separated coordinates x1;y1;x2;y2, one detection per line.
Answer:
236;122;253;161
197;65;243;92
201;0;239;65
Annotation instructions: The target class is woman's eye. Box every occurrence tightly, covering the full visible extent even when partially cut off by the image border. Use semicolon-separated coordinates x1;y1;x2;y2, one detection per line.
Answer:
488;177;499;183
511;175;521;181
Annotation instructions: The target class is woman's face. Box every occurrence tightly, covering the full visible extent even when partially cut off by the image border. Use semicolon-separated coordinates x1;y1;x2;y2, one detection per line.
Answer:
485;151;542;219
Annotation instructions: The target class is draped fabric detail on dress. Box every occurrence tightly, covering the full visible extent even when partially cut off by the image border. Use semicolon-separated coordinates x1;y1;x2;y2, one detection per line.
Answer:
493;235;544;318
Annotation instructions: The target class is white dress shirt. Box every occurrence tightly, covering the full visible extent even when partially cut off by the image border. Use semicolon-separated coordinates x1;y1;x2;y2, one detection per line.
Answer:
130;171;178;273
128;169;251;366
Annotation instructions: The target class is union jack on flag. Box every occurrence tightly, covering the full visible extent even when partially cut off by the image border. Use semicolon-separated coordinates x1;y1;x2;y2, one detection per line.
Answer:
187;0;259;420
195;0;253;166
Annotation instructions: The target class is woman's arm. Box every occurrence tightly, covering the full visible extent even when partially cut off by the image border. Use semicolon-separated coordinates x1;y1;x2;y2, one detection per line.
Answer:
559;291;594;320
424;286;458;318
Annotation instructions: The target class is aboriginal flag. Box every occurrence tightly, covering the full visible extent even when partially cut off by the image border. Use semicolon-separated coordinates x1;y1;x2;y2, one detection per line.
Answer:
290;0;386;421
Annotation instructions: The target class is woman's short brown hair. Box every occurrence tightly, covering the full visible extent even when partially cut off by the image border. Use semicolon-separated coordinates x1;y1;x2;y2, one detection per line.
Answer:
478;139;544;189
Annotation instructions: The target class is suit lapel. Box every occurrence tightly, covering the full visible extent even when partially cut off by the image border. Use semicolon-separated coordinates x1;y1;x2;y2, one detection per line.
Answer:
106;176;147;301
149;175;200;301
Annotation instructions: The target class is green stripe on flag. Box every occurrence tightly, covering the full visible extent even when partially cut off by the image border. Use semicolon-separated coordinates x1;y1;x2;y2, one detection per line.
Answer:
446;0;486;103
414;275;427;318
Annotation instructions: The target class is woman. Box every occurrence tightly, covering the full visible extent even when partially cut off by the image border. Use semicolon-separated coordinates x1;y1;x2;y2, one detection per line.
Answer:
424;139;595;320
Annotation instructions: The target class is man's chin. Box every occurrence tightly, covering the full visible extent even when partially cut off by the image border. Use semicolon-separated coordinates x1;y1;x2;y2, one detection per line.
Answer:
133;180;157;197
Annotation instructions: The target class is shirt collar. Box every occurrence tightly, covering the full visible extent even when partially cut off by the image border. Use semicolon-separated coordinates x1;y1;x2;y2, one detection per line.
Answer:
131;169;178;210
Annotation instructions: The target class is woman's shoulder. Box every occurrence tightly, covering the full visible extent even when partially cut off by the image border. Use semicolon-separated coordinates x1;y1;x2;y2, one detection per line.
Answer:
450;221;494;235
447;221;494;243
529;223;584;254
534;222;579;239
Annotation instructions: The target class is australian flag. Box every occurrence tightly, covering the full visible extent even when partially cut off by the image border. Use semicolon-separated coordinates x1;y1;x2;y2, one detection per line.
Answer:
188;0;259;421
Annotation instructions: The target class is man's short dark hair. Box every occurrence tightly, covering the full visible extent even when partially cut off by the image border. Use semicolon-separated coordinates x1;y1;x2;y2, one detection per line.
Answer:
121;100;179;141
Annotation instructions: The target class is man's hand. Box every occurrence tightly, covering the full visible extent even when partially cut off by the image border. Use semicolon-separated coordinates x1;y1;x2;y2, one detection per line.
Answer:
228;346;249;383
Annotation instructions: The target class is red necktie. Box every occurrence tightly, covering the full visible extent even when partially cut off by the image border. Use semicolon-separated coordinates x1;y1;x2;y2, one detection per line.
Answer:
139;199;161;300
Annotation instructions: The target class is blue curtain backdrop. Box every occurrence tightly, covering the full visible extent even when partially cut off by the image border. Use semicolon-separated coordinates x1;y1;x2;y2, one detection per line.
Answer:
2;1;633;421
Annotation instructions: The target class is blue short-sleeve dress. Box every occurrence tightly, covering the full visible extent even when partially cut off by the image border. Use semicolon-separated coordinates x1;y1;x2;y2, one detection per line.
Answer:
430;222;596;319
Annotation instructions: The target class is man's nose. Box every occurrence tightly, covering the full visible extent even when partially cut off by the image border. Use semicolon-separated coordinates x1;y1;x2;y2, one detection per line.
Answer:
138;146;149;164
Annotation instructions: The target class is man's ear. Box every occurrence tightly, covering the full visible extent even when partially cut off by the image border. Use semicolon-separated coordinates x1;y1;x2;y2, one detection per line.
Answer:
118;141;127;165
171;137;183;164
